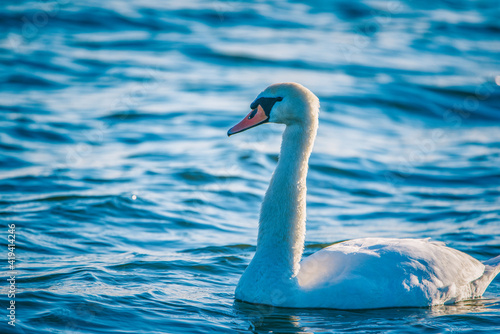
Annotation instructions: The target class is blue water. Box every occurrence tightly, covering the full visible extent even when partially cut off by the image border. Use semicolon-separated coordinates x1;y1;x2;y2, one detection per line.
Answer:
1;0;500;333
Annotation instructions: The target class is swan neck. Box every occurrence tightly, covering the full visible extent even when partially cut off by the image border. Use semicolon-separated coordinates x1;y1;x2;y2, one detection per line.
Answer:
255;119;317;276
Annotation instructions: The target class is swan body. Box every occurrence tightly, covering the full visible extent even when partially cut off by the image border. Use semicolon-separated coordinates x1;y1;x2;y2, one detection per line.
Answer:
228;82;500;309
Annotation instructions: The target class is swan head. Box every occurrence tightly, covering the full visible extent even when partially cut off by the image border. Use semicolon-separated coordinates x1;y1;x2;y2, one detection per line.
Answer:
228;82;319;136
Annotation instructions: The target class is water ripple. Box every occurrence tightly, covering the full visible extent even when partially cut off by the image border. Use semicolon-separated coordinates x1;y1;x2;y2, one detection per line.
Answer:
1;0;499;333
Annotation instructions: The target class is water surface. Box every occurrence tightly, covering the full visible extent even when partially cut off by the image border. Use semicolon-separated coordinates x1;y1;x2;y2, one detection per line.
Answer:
1;0;500;333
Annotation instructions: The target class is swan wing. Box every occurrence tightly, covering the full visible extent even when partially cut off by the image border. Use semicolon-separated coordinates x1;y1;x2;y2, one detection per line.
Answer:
297;238;485;309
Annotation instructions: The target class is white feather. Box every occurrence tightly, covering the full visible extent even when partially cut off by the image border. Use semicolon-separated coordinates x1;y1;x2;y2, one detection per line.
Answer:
233;83;500;309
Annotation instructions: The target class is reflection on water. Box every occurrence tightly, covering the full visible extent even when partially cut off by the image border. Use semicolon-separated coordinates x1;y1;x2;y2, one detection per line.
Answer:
235;298;500;333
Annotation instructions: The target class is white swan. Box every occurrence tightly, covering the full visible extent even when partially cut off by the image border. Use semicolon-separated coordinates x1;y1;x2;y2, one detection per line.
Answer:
227;82;500;309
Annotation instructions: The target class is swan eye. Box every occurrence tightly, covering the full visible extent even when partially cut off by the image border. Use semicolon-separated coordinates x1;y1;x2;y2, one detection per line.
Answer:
250;97;283;116
248;108;258;119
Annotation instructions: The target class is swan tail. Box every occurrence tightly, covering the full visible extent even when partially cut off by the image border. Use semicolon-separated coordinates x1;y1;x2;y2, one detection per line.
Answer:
483;254;500;268
471;255;500;297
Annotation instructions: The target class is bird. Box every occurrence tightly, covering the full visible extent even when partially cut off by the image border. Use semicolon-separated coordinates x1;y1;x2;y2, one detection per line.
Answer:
227;82;500;309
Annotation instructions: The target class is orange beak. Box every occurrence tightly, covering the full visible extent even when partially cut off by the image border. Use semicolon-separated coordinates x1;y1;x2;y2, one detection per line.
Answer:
227;105;269;136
